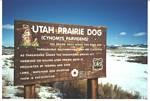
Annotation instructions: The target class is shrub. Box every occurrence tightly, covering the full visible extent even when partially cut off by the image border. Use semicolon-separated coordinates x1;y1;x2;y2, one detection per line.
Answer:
98;83;141;99
53;80;87;99
127;56;147;64
54;80;141;99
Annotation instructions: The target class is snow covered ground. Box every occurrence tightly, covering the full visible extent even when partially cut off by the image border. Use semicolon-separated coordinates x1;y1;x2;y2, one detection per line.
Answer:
99;47;148;98
2;46;148;99
2;54;62;99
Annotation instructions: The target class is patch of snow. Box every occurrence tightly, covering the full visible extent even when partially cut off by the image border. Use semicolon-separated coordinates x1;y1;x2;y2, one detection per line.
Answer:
99;49;148;98
124;47;147;50
37;86;61;99
3;86;24;99
2;68;14;85
2;55;14;85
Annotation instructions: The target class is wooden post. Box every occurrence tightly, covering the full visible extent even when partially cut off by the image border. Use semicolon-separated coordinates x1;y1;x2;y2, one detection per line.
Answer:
24;84;35;99
87;78;98;99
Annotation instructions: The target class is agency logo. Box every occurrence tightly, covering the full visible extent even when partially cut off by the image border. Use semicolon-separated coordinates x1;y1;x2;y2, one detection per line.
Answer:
92;58;103;70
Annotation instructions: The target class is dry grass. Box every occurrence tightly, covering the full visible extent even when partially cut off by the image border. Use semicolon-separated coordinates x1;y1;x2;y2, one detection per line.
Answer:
53;80;87;99
127;56;147;64
54;80;141;99
15;92;24;97
2;81;141;99
62;80;86;99
98;83;140;99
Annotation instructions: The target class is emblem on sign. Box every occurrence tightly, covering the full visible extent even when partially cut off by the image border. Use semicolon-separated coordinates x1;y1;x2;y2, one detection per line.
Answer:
21;24;39;47
92;58;103;70
71;69;79;77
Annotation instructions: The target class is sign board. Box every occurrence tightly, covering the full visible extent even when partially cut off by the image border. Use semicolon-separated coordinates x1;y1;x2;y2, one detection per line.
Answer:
14;20;106;85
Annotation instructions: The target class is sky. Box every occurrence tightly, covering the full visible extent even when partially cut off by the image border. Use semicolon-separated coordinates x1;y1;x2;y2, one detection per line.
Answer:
2;0;147;46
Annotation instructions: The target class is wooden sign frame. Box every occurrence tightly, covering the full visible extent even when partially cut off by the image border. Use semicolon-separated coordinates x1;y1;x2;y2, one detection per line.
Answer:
14;20;106;86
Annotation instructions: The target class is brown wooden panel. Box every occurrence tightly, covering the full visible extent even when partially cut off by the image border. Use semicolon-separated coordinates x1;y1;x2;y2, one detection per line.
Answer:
14;20;106;85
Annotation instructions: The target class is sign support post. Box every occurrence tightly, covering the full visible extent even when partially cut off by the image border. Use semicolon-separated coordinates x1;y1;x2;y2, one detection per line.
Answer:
87;78;98;99
24;84;35;99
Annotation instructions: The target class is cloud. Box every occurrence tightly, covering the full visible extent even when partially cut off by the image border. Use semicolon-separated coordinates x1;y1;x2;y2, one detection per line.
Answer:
119;32;127;36
133;32;146;37
3;24;14;30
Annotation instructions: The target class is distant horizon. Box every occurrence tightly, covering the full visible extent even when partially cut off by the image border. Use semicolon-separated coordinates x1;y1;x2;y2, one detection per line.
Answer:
2;43;148;48
2;0;147;46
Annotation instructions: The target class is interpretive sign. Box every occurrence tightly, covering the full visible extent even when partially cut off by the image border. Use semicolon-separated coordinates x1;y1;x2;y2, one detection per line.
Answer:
14;20;106;85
